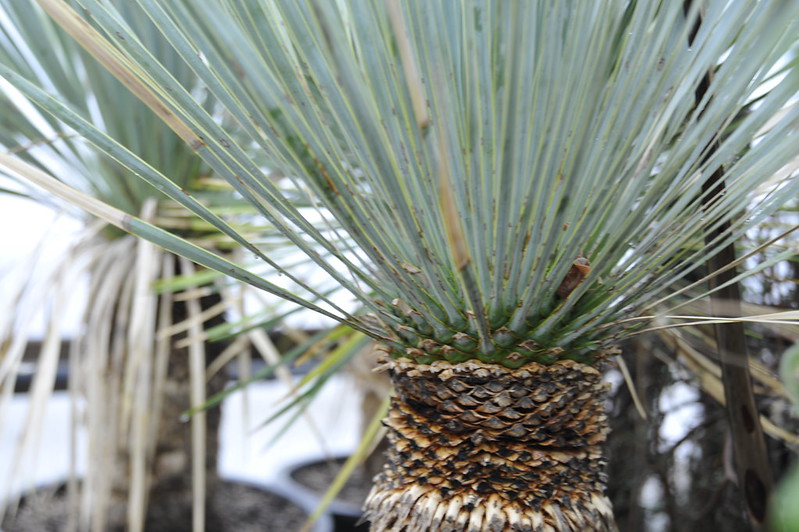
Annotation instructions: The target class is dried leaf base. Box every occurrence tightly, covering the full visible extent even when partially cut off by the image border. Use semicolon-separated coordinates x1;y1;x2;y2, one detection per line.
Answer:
364;358;618;531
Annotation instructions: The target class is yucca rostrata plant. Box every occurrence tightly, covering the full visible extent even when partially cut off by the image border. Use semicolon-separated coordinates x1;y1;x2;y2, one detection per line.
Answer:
3;1;799;530
0;3;305;531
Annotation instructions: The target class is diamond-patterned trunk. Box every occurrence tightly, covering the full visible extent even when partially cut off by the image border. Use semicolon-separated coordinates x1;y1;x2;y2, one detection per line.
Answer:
364;357;617;531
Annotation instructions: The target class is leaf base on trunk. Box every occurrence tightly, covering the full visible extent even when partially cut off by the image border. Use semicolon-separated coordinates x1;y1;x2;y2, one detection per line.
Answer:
364;357;617;531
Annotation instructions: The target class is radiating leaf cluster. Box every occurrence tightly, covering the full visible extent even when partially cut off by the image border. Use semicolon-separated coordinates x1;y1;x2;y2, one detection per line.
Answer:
0;1;217;216
4;1;799;365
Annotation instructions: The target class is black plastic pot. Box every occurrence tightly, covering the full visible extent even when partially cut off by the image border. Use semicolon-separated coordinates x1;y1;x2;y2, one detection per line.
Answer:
280;455;371;532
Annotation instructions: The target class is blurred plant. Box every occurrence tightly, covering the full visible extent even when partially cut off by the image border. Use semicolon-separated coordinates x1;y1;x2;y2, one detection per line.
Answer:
781;343;799;409
771;342;799;532
2;0;799;530
0;3;318;531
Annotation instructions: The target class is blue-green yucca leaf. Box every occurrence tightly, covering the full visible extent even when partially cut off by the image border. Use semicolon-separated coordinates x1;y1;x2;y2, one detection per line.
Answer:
0;0;369;331
0;0;216;214
61;0;403;319
13;0;799;359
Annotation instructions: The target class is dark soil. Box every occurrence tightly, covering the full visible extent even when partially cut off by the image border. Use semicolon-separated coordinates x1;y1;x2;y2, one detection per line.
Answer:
2;481;309;532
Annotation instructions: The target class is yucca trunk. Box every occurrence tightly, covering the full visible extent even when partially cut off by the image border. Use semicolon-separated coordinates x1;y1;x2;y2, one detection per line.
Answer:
105;258;228;532
364;356;617;531
135;292;227;532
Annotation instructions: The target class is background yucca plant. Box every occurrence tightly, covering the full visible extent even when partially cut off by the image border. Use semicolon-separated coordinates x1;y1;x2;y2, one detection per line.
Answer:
0;3;313;531
2;0;799;530
773;341;799;531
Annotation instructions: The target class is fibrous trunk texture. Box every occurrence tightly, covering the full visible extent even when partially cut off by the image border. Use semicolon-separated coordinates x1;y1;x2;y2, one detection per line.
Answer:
364;357;617;531
139;284;228;531
108;281;228;532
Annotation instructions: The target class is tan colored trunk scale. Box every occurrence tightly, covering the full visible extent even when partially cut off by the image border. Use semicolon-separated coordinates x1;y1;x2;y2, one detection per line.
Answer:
364;357;617;531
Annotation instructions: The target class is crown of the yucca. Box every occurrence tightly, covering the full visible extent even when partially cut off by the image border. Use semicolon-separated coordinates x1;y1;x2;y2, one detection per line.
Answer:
3;1;798;366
